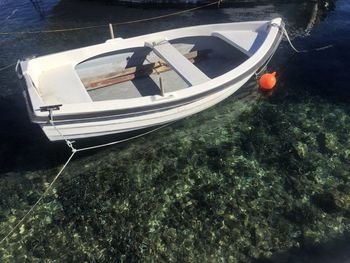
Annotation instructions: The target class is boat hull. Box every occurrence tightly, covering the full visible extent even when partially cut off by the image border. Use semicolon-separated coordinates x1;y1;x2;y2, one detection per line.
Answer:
19;18;283;141
41;74;253;141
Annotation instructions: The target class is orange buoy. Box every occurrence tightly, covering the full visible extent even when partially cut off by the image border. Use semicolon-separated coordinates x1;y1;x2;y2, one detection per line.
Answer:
259;72;277;90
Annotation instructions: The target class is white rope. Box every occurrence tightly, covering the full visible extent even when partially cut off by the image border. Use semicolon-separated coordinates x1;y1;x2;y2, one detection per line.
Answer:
281;26;305;53
0;151;76;245
256;23;333;78
76;122;173;152
281;25;333;53
255;50;277;77
0;112;173;245
0;1;222;35
0;62;16;72
49;111;77;153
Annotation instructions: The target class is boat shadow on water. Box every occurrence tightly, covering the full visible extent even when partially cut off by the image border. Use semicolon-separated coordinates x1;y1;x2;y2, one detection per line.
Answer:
0;72;261;174
0;94;157;173
0;95;69;174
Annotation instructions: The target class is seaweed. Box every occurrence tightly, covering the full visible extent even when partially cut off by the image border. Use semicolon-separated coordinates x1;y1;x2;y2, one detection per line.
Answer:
1;84;350;262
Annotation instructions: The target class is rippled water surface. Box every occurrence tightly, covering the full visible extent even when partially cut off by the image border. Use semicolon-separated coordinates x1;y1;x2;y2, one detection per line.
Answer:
1;0;350;262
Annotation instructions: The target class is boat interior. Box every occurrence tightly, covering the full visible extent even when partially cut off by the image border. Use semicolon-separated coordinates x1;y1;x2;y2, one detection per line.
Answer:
75;36;249;102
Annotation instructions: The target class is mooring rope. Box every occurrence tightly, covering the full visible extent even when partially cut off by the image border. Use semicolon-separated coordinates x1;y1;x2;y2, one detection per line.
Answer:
0;151;76;245
0;0;222;35
281;25;333;53
0;111;173;245
256;22;333;78
49;111;77;153
255;48;278;77
0;62;16;72
76;123;172;152
111;0;222;27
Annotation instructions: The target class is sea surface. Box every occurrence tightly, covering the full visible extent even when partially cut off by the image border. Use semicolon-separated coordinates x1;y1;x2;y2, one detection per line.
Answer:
1;0;350;262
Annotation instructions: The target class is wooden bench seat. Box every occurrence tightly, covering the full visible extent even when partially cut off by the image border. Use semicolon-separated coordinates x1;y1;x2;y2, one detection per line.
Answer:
145;40;210;86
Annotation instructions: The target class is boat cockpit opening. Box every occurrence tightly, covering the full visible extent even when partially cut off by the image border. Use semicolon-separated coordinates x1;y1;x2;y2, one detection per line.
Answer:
75;36;249;102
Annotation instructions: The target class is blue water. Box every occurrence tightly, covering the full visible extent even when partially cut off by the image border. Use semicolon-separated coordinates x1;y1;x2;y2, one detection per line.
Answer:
0;0;350;262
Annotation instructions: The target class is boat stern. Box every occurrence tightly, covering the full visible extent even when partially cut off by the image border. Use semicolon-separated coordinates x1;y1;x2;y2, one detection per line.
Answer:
16;59;54;127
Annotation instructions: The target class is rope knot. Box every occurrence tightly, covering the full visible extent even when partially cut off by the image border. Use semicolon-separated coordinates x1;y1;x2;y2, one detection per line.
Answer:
66;140;77;153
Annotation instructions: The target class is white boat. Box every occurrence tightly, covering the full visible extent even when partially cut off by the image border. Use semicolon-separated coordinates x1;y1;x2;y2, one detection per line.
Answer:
18;18;283;141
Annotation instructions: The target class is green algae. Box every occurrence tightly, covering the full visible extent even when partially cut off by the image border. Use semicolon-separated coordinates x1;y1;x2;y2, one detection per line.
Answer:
1;85;350;262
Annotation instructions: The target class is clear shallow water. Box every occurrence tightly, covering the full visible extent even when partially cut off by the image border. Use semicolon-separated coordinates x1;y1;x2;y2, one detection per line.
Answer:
1;0;350;262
